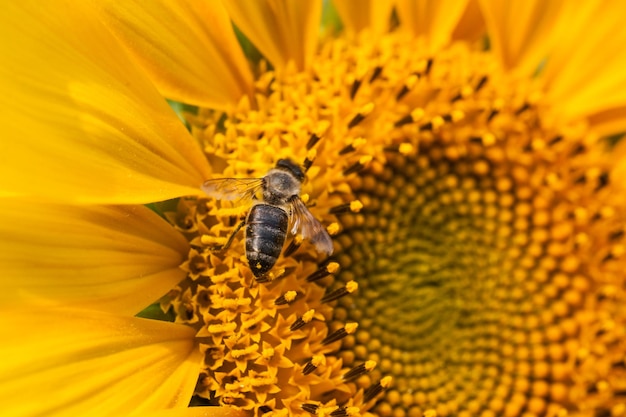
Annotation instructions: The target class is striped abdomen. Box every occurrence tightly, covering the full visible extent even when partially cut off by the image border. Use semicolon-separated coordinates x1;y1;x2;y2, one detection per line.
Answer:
246;204;288;277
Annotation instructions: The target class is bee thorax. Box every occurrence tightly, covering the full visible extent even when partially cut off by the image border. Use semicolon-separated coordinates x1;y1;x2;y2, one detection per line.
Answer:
263;169;302;205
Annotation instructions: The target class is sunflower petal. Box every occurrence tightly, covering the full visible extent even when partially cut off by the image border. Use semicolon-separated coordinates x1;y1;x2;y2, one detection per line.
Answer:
148;407;248;417
332;0;394;36
451;0;486;43
96;0;253;110
477;0;567;75
587;107;626;138
0;203;188;315
542;1;626;121
0;1;210;204
223;0;322;71
395;0;470;52
0;307;199;417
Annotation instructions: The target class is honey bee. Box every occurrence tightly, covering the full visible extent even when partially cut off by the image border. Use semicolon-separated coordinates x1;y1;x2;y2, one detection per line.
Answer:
202;159;333;278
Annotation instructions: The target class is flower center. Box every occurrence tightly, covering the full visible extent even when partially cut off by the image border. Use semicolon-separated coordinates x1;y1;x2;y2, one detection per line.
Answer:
167;30;625;417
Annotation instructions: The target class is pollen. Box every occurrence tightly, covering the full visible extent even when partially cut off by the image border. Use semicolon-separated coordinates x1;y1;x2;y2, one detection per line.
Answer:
167;26;625;417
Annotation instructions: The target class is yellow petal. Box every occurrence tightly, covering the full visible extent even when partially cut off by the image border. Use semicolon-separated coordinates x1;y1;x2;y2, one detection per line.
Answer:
0;307;199;417
96;0;253;111
223;0;322;71
395;0;470;52
148;407;248;417
542;0;626;121
477;0;567;75
587;106;626;138
0;203;188;316
451;0;486;43
0;2;211;204
332;0;394;36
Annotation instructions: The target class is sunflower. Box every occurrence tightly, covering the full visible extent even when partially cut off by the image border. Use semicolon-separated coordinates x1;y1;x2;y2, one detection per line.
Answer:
2;0;626;416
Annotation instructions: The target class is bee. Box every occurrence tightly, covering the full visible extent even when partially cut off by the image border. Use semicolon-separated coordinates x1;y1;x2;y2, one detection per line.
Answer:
202;159;333;278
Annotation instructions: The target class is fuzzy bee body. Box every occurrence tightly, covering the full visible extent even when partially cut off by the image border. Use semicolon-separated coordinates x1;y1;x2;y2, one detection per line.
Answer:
245;204;289;276
202;159;333;278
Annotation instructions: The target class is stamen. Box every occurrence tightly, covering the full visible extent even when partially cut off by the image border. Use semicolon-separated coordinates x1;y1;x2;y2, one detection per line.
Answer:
347;103;374;129
275;290;298;305
595;172;609;191
322;322;358;345
363;376;393;402
302;354;325;375
306;261;340;282
306;121;330;150
330;406;360;417
342;360;376;382
487;109;500;122
343;156;373;176
350;78;362;100
515;102;531;115
303;149;317;172
283;235;303;257
321;281;358;303
475;75;488;91
419;121;433;131
609;230;624;241
339;138;367;155
369;66;383;82
302;404;319;415
394;108;424;127
306;133;321;150
330;200;363;214
549;135;563;146
290;309;316;331
424;57;433;75
396;74;419;101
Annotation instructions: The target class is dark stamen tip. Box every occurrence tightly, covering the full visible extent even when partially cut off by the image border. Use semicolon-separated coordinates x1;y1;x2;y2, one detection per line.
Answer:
369;66;383;83
487;109;499;122
394;114;414;128
475;75;488;91
347;113;366;129
342;361;376;382
275;291;298;305
515;102;531;115
306;133;321;150
302;404;319;415
321;281;358;303
350;79;362;100
419;121;433;131
283;238;302;257
395;85;410;101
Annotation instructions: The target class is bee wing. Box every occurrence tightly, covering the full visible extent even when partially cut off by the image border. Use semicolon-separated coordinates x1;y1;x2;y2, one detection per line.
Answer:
201;177;264;202
290;197;334;255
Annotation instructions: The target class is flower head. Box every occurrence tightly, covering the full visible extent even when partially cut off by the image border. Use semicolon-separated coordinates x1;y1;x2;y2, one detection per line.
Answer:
2;1;626;417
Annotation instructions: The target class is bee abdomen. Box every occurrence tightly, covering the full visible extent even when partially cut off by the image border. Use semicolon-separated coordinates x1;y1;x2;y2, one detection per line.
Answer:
246;204;288;277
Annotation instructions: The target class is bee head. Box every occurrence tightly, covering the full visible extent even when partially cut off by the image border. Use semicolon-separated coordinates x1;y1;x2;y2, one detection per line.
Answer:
276;159;305;182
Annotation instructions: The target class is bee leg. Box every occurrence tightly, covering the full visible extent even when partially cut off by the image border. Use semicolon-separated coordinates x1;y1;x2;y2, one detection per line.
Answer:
212;219;246;252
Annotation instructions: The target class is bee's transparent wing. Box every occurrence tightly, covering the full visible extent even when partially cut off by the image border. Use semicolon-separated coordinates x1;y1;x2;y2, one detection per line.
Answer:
201;178;264;202
290;197;334;255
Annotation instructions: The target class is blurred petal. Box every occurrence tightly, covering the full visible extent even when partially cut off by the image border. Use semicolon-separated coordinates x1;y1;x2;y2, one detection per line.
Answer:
97;0;253;111
0;203;188;315
332;0;394;36
0;307;199;417
587;107;626;138
0;1;211;204
395;0;469;52
451;0;486;43
148;407;248;417
543;0;626;121
478;0;567;75
224;0;322;71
